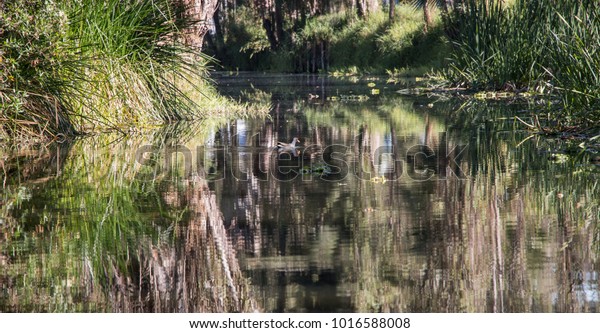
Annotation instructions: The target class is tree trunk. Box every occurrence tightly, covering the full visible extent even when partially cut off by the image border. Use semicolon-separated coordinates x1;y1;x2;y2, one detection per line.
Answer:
320;41;325;72
453;0;462;12
262;18;279;50
178;0;220;50
366;0;379;13
389;0;395;21
212;5;225;49
275;0;285;45
423;0;432;33
312;43;317;73
275;0;285;43
322;0;331;13
306;42;310;72
356;0;365;18
442;0;450;14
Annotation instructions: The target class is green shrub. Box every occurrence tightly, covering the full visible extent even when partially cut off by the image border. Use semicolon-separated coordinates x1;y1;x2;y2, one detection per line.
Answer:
0;0;72;138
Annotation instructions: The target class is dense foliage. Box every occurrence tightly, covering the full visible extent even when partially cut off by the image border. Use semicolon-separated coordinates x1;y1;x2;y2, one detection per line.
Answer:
205;1;446;73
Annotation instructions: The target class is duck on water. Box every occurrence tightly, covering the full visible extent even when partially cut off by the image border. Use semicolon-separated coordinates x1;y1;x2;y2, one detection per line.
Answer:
277;137;301;157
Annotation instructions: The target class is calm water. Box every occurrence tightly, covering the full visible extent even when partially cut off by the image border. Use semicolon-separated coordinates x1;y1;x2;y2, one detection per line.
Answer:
1;73;599;312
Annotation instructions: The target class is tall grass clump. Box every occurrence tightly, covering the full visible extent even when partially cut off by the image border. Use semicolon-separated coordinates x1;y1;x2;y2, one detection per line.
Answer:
545;3;600;123
64;0;203;124
63;0;215;127
444;0;546;90
445;0;600;124
1;0;249;142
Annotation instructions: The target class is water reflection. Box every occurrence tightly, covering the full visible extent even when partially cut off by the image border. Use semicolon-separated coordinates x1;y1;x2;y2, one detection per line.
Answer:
0;127;258;312
1;74;599;312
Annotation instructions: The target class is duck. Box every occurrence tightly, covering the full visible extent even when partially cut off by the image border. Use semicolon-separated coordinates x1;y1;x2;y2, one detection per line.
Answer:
277;137;301;156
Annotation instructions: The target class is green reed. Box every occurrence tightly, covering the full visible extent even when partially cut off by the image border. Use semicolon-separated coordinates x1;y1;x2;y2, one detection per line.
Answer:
445;0;600;125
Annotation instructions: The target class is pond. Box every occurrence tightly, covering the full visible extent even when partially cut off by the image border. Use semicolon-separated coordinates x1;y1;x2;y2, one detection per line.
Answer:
0;73;599;312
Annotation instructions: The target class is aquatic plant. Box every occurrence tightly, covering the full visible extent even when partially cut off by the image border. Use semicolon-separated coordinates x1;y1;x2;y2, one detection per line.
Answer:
444;0;600;125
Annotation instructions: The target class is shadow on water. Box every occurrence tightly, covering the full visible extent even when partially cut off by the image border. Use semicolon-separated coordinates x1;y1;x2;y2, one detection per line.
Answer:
1;73;599;312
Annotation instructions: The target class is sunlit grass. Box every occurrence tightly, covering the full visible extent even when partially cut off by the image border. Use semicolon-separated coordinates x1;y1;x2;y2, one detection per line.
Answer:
0;0;264;142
